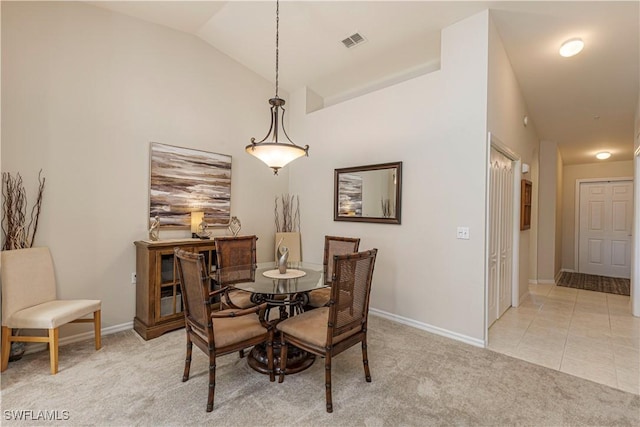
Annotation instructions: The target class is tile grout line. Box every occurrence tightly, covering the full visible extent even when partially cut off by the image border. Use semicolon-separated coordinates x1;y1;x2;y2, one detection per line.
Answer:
557;286;578;372
606;292;621;389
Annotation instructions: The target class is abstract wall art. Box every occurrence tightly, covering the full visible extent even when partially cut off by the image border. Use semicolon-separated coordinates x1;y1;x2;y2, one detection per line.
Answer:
149;142;231;228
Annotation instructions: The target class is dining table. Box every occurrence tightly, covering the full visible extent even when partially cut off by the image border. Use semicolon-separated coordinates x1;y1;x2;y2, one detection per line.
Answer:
214;262;326;375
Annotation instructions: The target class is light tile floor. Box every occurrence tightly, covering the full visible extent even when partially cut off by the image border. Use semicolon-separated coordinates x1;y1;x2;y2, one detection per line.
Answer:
488;283;640;395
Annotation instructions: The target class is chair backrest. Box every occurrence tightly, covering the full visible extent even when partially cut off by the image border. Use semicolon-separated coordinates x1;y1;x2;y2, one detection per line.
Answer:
214;235;257;285
323;236;360;285
1;247;58;324
327;249;377;343
215;236;257;268
275;232;301;263
174;248;213;340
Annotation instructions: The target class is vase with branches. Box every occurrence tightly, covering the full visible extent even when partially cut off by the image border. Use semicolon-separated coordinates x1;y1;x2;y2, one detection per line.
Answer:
274;194;300;233
274;194;302;265
2;170;45;250
1;169;46;361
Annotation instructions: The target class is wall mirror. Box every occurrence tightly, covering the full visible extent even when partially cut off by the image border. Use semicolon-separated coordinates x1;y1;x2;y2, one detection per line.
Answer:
334;161;402;224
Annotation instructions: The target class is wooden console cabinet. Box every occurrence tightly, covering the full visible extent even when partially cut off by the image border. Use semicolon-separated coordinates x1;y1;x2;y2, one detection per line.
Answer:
133;239;216;340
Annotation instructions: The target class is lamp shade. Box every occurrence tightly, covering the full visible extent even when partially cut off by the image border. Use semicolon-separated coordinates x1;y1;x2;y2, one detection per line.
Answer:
245;142;307;172
191;211;204;234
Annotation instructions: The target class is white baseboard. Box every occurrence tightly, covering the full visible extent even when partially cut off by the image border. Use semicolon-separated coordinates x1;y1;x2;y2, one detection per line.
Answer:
369;308;485;348
560;268;576;273
537;279;556;285
518;290;530;306
528;279;538;285
21;322;134;356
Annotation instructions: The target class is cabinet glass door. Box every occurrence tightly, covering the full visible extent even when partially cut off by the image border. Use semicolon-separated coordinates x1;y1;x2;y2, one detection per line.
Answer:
156;250;183;320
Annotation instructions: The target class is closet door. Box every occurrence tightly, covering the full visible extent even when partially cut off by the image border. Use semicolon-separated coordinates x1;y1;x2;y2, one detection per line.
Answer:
488;148;514;326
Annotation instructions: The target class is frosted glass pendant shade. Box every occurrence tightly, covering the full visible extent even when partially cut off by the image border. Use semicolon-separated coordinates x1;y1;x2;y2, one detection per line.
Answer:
245;143;308;174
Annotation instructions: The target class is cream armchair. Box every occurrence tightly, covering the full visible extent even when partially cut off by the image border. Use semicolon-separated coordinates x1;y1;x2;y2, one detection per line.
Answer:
1;247;101;374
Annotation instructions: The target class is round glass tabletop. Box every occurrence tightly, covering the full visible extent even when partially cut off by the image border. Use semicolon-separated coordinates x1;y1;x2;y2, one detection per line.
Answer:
215;263;325;295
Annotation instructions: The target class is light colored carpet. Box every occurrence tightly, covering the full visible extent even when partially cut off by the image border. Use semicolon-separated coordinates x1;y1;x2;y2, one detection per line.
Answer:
1;315;638;426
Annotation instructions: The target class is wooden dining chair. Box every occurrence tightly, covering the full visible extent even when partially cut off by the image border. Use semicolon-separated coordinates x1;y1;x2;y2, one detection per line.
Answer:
1;247;101;375
277;249;378;413
307;236;360;308
214;235;258;310
174;248;274;412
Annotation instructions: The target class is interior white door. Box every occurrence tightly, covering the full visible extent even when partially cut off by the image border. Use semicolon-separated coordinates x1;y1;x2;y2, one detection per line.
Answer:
488;148;514;326
578;181;633;278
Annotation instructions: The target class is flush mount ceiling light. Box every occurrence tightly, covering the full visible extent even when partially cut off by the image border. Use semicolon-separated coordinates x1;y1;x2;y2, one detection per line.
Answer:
246;0;309;175
559;38;584;57
596;151;611;160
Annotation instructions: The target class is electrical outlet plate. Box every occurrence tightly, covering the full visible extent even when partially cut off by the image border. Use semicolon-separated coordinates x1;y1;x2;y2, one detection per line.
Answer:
456;227;470;240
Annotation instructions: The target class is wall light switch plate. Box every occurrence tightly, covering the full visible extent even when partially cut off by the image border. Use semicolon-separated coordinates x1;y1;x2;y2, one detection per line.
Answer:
456;227;470;240
131;273;137;284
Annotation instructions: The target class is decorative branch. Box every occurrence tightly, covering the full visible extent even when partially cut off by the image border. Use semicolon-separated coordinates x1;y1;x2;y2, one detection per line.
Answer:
28;170;46;247
274;193;300;233
294;195;300;232
1;170;45;250
274;197;281;233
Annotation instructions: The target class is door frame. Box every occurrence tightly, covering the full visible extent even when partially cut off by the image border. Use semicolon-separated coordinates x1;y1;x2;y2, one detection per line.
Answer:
633;146;640;317
573;177;633;276
485;132;521;341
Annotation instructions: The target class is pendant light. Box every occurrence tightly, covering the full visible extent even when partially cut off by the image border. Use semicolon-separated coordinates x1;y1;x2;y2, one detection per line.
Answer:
246;0;309;175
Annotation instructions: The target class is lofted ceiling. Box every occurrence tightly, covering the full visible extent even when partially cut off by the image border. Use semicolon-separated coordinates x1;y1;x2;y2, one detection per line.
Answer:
92;1;639;165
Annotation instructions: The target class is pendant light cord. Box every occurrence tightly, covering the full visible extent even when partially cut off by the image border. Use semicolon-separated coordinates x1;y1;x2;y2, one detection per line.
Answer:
275;0;279;98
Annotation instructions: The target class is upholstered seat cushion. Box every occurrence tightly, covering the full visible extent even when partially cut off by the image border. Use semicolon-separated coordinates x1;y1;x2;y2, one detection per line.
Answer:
213;310;266;348
307;288;330;308
225;290;255;309
276;307;360;348
307;289;353;310
6;299;101;329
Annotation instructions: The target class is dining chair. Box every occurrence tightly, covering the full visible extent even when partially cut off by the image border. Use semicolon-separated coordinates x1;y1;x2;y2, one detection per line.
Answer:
276;249;378;413
307;236;360;308
1;247;101;375
174;248;274;412
275;231;301;264
214;235;258;310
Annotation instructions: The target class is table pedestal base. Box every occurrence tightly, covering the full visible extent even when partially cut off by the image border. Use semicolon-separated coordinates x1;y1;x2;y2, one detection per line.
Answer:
248;341;315;375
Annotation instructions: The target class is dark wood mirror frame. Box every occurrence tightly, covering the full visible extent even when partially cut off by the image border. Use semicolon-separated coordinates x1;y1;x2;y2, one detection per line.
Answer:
334;161;402;224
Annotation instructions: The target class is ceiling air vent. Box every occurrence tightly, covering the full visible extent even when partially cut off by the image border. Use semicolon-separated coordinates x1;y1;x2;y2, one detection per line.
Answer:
341;32;367;49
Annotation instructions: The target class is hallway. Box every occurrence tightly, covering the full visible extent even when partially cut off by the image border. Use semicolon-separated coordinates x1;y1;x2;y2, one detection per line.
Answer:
488;283;639;395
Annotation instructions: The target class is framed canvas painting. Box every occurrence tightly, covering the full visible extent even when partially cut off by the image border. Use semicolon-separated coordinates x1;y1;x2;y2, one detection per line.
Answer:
149;142;231;228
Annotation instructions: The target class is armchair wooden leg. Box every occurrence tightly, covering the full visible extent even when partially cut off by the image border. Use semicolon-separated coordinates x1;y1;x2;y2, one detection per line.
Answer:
278;335;288;383
183;334;193;382
1;326;11;372
362;338;371;382
94;310;102;350
48;328;59;375
207;353;216;412
325;354;333;413
267;332;275;383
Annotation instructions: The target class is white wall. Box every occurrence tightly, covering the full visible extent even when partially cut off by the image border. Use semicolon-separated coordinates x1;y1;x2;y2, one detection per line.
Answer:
288;12;490;343
537;140;561;282
1;2;288;331
634;94;640;316
561;161;634;271
555;152;564;278
487;17;541;303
